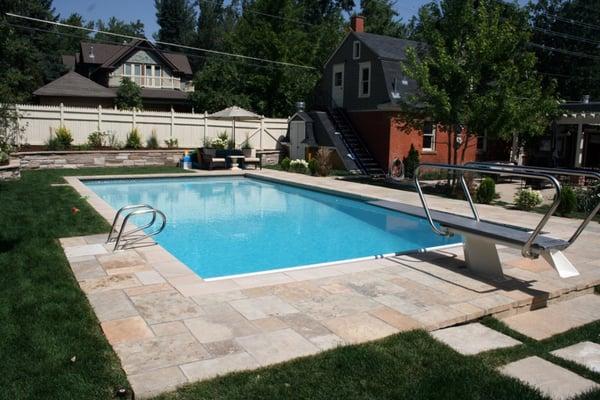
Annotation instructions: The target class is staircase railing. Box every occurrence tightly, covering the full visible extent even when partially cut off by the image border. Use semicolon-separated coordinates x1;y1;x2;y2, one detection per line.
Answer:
107;204;167;251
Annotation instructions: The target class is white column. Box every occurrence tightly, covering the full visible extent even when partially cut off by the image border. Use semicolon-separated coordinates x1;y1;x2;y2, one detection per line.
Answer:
59;103;64;127
574;123;584;167
260;116;264;150
170;107;175;139
98;105;102;131
203;111;208;145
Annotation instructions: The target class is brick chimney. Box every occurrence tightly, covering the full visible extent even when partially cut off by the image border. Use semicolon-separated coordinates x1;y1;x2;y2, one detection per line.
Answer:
351;15;365;33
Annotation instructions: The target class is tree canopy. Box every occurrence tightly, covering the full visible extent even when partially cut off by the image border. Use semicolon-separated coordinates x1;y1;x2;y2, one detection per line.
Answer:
115;77;143;110
401;0;557;163
359;0;410;38
529;0;600;101
154;0;197;47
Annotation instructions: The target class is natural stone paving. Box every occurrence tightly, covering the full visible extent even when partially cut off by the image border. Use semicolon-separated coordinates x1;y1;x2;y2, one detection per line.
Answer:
501;294;600;340
431;323;522;355
61;170;600;398
500;356;599;400
551;342;600;373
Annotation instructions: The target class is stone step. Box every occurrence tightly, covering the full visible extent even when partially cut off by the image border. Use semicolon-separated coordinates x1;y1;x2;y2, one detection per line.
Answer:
500;294;600;340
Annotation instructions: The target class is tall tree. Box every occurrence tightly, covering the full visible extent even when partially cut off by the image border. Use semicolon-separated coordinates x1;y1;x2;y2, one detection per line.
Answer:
190;0;346;116
95;17;145;42
359;0;408;38
154;0;197;48
529;0;600;101
401;0;557;165
0;0;60;103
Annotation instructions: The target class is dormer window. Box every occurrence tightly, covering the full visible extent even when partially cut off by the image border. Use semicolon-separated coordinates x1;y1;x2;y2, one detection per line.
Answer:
353;41;361;60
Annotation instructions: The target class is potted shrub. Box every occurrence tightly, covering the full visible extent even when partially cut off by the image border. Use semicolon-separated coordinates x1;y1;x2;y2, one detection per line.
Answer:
241;140;255;158
0;151;9;166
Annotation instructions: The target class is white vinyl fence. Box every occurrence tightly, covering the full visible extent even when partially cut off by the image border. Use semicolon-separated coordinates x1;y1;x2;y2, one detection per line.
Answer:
14;104;289;149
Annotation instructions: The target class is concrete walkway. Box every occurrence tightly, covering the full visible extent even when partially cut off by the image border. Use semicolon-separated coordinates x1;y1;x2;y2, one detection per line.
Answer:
62;169;600;398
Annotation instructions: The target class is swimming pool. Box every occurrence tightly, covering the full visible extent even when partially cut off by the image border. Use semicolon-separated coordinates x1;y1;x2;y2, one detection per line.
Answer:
85;176;461;279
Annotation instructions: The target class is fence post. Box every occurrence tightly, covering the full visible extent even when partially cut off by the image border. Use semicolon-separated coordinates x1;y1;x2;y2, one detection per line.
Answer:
203;111;208;146
260;116;264;150
133;108;137;128
59;103;64;127
98;105;102;131
170;106;175;139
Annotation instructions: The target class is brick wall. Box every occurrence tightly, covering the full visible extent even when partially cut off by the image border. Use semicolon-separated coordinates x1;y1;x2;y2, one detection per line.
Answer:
348;110;478;171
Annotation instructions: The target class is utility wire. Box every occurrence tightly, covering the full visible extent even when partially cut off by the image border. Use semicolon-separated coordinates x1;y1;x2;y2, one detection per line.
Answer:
535;10;600;32
528;42;600;61
199;0;314;26
532;26;600;47
7;22;283;72
5;12;316;70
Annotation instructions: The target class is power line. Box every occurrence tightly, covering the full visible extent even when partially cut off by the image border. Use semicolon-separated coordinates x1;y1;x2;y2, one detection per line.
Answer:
6;22;284;72
532;26;600;47
535;10;600;32
5;12;316;70
528;42;600;61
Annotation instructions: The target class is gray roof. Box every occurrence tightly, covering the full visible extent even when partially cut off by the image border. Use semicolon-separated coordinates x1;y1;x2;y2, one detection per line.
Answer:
34;71;115;98
353;32;420;60
107;87;190;101
79;40;193;75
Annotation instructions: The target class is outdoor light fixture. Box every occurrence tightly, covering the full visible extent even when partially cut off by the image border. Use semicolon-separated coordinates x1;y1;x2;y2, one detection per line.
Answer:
88;45;95;60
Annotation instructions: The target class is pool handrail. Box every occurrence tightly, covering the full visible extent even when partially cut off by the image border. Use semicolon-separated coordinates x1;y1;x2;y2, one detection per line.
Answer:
465;162;600;246
414;163;563;258
113;208;166;251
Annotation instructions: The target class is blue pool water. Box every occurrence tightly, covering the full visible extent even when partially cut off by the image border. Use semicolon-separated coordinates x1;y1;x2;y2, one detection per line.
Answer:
85;177;461;278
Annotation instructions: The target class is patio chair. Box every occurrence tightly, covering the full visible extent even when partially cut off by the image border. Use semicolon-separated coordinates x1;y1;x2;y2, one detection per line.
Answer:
199;148;227;170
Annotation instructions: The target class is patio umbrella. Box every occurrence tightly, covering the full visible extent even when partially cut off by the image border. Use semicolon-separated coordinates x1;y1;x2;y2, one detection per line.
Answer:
208;106;261;145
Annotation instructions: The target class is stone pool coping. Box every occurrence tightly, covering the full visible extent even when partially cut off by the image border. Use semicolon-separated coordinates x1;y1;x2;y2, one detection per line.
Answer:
61;169;600;398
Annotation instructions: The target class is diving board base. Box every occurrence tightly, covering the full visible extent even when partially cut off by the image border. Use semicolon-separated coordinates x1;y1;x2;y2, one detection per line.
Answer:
462;233;505;280
540;250;580;278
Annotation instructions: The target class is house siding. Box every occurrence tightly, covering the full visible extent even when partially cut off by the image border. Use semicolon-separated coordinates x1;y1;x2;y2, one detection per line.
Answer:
323;33;391;111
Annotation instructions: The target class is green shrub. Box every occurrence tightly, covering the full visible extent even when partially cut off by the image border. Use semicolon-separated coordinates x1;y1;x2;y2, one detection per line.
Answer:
164;138;179;148
0;151;8;165
575;184;600;213
403;144;420;178
55;126;73;148
125;128;142;149
210;132;229;149
475;177;496;204
514;188;543;211
146;130;159;149
87;131;106;148
557;186;577;216
280;157;291;171
107;133;123;149
308;158;318;175
289;159;309;174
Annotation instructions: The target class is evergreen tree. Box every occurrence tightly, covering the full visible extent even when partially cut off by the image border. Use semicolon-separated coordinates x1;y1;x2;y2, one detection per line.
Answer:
359;0;408;38
115;77;143;110
154;0;197;48
95;17;145;42
401;0;557;165
0;0;60;103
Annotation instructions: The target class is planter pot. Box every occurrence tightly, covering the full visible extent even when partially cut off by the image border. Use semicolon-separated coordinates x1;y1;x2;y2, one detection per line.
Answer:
242;148;256;158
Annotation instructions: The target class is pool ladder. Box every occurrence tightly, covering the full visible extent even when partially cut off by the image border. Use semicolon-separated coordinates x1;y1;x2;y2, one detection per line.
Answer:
107;204;167;251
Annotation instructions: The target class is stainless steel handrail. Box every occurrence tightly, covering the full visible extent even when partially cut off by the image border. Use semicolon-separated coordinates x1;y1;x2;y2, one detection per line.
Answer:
113;208;167;251
466;162;600;246
414;163;563;258
107;204;155;243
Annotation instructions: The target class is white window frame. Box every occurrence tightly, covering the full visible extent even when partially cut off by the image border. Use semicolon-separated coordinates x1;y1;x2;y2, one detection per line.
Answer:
423;123;436;152
352;41;361;60
358;61;371;98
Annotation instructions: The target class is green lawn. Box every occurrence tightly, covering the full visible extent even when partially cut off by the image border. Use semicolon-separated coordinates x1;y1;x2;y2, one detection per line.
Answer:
0;168;598;400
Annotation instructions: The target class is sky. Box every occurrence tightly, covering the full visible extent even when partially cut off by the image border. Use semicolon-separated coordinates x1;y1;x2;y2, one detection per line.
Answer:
52;0;529;38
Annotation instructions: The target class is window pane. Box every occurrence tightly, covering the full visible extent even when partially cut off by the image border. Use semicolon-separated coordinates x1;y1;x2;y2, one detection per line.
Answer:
362;81;369;94
155;66;161;77
362;67;369;81
134;64;141;75
124;64;131;75
423;136;432;149
334;72;342;86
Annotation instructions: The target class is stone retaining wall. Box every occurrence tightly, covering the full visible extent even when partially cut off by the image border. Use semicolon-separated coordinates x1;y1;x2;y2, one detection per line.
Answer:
0;160;21;181
15;150;182;170
14;149;284;170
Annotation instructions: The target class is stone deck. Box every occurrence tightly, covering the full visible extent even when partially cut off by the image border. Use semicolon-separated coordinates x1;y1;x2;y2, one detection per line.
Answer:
62;169;600;398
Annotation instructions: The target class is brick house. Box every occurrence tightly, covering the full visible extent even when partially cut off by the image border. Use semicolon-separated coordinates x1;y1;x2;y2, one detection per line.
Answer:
317;16;477;173
34;38;194;111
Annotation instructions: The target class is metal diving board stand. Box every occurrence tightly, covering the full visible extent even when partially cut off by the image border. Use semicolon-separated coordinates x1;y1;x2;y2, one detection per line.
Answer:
377;163;599;280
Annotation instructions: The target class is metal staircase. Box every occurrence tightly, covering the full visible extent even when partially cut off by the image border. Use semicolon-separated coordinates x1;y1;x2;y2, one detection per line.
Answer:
107;204;166;251
329;108;385;178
